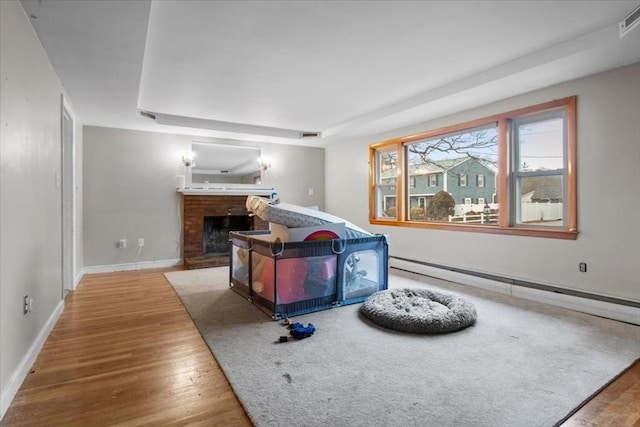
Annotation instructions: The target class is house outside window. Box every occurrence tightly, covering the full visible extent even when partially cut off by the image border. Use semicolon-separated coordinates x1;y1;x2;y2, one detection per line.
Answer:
409;176;416;188
369;96;577;239
383;196;397;216
513;112;566;227
374;145;398;219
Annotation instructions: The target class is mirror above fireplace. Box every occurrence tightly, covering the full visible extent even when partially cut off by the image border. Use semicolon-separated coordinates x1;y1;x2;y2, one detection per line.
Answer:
191;142;262;184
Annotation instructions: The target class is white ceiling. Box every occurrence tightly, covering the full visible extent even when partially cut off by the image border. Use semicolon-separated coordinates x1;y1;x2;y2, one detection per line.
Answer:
19;0;640;146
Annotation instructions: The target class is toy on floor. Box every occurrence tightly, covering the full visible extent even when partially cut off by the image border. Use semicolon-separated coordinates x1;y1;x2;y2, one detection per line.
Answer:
289;322;316;339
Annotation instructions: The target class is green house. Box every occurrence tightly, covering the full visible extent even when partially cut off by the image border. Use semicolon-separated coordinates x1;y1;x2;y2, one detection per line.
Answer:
381;157;496;213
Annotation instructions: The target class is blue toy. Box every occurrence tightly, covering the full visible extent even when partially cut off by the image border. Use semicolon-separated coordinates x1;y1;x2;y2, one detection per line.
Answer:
289;322;316;339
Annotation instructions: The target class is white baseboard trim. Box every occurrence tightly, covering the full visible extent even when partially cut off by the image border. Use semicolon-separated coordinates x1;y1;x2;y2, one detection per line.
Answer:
390;257;640;325
1;300;65;421
82;258;184;275
74;270;83;288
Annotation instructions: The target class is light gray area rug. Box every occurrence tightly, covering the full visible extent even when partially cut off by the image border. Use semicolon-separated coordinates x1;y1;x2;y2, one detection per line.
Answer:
165;267;640;427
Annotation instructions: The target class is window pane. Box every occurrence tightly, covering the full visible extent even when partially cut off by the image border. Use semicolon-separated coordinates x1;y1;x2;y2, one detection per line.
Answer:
375;146;398;219
517;118;564;172
406;125;498;224
518;175;564;226
513;113;566;227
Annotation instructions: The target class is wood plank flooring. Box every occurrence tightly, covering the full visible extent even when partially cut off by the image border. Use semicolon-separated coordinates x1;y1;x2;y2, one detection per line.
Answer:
1;268;251;427
560;360;640;426
1;267;638;426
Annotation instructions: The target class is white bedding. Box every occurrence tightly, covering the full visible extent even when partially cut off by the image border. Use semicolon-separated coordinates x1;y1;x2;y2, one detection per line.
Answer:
246;195;372;239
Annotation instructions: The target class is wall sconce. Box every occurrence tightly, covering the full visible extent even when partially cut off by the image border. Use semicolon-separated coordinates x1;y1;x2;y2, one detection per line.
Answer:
257;157;271;171
182;152;196;167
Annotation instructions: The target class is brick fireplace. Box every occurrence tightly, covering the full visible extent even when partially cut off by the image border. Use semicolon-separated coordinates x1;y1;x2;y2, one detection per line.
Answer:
182;194;268;269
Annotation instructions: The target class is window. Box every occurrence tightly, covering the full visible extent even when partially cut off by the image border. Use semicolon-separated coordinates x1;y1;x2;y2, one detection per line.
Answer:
512;113;566;227
383;195;396;215
369;97;577;239
372;145;398;219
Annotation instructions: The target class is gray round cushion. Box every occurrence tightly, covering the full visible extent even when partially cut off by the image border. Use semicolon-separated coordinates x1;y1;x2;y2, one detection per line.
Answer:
361;288;477;333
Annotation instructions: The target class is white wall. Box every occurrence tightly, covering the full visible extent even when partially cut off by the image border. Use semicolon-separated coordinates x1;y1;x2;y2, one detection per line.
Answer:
0;0;70;416
82;127;325;269
326;63;640;303
259;142;325;209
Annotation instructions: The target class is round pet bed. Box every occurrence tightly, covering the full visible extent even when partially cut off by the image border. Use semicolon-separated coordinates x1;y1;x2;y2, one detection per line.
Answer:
360;288;477;334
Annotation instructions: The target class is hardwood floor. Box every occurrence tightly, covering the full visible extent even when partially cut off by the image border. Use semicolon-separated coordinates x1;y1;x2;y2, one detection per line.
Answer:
1;268;251;427
1;268;638;426
560;360;640;427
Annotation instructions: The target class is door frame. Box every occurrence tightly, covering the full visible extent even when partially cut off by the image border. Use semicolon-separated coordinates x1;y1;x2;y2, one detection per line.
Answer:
61;95;76;295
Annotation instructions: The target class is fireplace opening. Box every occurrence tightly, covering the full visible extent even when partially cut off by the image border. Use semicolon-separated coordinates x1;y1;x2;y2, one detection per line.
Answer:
203;215;253;256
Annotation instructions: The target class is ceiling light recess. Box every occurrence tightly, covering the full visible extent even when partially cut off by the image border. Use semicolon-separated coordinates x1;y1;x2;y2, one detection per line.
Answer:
137;110;320;140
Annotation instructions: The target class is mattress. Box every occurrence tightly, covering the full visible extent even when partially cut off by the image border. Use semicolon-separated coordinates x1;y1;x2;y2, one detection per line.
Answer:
246;195;372;239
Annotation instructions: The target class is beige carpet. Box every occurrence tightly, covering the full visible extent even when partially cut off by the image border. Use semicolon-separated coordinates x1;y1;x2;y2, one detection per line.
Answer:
166;267;640;427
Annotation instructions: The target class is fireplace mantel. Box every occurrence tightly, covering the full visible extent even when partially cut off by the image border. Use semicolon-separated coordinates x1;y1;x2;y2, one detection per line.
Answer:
177;185;274;197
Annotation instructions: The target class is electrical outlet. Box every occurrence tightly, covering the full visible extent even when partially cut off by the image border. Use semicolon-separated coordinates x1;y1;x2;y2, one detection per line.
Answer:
118;239;127;249
138;238;144;247
23;295;29;314
579;262;587;272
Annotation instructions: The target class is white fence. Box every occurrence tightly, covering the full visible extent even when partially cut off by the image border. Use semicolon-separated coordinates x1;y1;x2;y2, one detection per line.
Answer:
521;202;563;223
448;212;498;224
454;204;496;216
449;202;562;224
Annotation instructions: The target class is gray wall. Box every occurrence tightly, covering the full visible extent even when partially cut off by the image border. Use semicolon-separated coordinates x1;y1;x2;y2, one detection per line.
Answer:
0;0;69;409
74;120;84;282
326;63;640;303
83;127;325;268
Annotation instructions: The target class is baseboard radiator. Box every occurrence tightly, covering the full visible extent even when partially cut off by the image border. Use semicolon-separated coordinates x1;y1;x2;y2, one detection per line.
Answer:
389;256;640;325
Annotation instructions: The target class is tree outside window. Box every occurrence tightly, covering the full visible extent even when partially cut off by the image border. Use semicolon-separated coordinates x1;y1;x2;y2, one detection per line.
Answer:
369;96;576;239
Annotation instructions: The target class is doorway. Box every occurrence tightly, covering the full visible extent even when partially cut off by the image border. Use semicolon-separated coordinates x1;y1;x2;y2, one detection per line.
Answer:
62;97;75;297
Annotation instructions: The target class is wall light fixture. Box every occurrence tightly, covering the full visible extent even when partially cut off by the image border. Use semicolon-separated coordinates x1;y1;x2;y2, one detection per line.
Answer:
182;152;196;167
257;157;271;171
